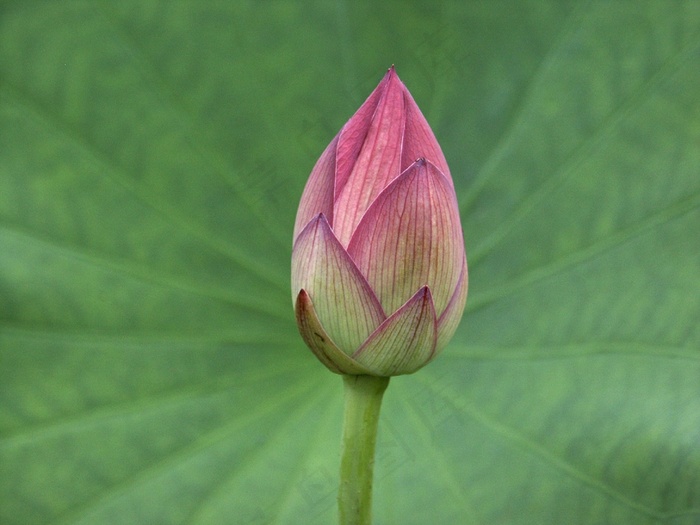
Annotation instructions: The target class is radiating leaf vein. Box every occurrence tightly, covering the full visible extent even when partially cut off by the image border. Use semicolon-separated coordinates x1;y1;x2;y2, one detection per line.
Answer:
458;0;592;212
1;84;288;292
469;34;700;263
95;3;291;250
416;374;664;519
46;377;321;525
468;191;700;312
0;360;310;448
0;222;290;321
444;342;700;362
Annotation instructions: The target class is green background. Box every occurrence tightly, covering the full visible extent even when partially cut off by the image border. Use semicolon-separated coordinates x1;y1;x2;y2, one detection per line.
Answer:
1;1;699;524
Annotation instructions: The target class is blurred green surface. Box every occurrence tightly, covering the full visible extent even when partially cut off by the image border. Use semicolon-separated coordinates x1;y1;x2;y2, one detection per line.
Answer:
1;1;699;524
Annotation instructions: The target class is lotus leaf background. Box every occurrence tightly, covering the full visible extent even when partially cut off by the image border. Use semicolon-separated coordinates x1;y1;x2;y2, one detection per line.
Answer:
1;1;699;524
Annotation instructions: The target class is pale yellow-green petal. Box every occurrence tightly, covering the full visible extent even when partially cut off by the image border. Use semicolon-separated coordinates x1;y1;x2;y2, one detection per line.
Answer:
352;287;437;376
291;214;385;355
295;290;373;375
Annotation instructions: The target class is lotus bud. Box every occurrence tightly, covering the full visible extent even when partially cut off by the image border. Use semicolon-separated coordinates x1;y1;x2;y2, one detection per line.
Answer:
292;66;467;376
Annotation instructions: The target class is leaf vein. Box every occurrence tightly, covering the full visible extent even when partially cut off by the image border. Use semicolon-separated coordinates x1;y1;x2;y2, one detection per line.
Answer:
467;191;700;312
458;0;593;212
95;3;291;250
0;221;289;321
416;374;664;519
468;33;700;263
0;84;288;292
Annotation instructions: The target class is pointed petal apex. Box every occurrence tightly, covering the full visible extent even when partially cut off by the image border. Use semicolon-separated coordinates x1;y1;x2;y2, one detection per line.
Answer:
295;290;373;375
333;69;407;246
353;287;437;376
347;160;464;317
401;88;451;181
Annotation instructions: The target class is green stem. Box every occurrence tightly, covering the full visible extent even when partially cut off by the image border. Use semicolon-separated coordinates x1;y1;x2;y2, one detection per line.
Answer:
338;374;390;525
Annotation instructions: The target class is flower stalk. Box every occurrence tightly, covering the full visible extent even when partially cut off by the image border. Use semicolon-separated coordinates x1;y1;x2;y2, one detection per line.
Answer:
338;375;390;525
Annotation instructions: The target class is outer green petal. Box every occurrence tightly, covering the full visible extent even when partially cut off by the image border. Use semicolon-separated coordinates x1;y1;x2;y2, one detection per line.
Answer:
295;290;373;375
347;159;464;317
352;287;437;376
291;214;386;355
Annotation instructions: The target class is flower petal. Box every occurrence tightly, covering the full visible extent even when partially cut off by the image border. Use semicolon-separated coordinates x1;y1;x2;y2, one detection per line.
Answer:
291;214;385;354
333;71;388;202
401;88;452;185
295;290;373;375
293;135;338;242
353;287;437;376
435;255;468;354
347;159;464;317
332;67;406;247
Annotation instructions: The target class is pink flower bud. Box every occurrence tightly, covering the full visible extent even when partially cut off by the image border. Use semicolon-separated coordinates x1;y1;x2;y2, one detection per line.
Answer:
292;67;467;376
